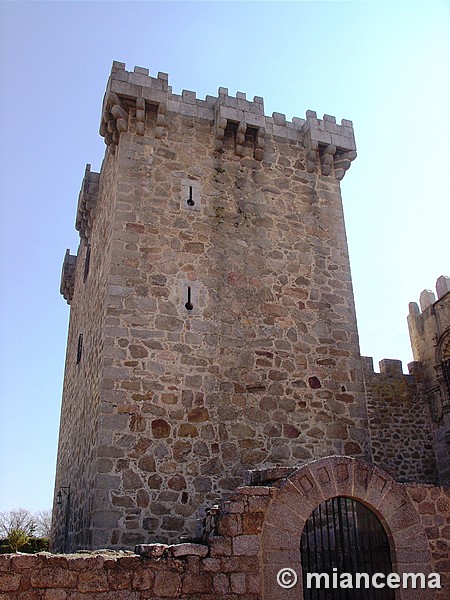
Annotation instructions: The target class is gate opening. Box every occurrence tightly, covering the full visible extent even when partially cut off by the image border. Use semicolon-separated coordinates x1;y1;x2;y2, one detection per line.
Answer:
300;496;394;599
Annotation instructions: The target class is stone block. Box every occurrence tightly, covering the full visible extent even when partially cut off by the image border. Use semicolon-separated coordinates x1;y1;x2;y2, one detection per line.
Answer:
131;568;155;590
213;573;230;593
77;569;109;593
153;571;181;597
182;573;213;593
10;554;40;570
170;543;208;557
0;573;21;592
233;534;260;556
30;568;77;589
135;543;168;558
209;536;232;557
44;590;67;600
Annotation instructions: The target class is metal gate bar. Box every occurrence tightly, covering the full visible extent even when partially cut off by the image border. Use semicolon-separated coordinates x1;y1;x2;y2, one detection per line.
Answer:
300;497;395;600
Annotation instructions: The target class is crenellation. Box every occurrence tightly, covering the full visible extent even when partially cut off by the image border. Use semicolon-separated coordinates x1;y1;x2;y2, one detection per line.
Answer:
379;358;404;376
182;89;197;104
408;275;450;321
409;301;420;318
60;249;77;304
98;61;356;178
291;116;306;128
75;164;100;240
271;112;286;126
420;288;436;311
436;274;450;299
133;66;149;76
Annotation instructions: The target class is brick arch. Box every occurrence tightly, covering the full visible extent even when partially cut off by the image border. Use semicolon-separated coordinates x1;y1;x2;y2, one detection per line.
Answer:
261;456;433;600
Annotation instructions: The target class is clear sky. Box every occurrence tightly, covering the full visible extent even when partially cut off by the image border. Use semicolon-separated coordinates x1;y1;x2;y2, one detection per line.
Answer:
0;0;449;514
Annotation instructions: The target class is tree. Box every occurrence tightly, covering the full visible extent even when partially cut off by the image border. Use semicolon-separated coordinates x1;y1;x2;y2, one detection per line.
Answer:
6;528;30;553
0;509;36;552
34;509;52;538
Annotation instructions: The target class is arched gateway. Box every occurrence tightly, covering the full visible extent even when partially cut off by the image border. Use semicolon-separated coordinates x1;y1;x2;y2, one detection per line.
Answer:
301;496;394;599
261;457;434;600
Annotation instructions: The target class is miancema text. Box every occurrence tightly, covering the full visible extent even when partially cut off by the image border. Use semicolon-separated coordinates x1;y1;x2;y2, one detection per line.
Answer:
306;570;441;589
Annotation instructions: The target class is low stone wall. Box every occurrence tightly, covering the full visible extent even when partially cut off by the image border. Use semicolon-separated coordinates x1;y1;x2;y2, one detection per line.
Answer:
0;543;261;599
2;458;448;599
0;484;269;599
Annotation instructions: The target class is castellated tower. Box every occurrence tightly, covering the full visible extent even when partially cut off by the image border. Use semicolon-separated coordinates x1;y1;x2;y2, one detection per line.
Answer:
52;61;369;552
408;276;450;486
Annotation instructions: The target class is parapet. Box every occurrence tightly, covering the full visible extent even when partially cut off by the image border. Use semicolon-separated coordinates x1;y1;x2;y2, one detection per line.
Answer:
361;356;406;376
408;275;450;317
60;250;77;304
99;61;356;179
407;275;450;364
75;164;100;241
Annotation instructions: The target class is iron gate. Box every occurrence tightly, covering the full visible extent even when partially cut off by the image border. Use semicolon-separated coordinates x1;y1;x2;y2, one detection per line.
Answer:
300;496;395;599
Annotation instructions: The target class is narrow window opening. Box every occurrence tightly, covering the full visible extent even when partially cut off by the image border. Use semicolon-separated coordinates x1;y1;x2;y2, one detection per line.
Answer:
76;334;83;364
223;121;238;150
83;244;91;283
184;287;194;311
245;126;257;145
186;186;195;207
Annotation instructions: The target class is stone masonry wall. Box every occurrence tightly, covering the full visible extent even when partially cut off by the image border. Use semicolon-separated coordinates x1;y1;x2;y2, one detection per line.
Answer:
363;357;438;484
4;458;449;599
407;482;450;592
408;277;450;486
78;62;373;548
52;159;119;551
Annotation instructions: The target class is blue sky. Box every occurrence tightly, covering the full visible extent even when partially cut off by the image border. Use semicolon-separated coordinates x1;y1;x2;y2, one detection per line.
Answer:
0;0;449;514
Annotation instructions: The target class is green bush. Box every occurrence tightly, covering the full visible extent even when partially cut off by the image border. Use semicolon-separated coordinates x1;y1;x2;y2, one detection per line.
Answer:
0;537;49;554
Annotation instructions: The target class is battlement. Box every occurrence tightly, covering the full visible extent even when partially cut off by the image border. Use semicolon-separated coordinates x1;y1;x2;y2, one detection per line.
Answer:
60;249;77;304
408;275;450;371
75;164;100;241
100;61;356;178
408;275;450;317
361;356;410;377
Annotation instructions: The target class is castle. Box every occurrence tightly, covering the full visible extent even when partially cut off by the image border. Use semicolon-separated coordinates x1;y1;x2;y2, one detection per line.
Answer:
50;62;449;593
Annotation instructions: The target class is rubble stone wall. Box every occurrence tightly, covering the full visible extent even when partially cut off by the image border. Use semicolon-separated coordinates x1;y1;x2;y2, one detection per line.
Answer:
363;357;438;484
5;459;449;599
52;159;118;551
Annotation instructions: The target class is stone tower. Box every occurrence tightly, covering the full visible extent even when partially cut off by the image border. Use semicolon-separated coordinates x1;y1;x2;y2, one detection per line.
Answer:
52;61;370;551
408;275;450;486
